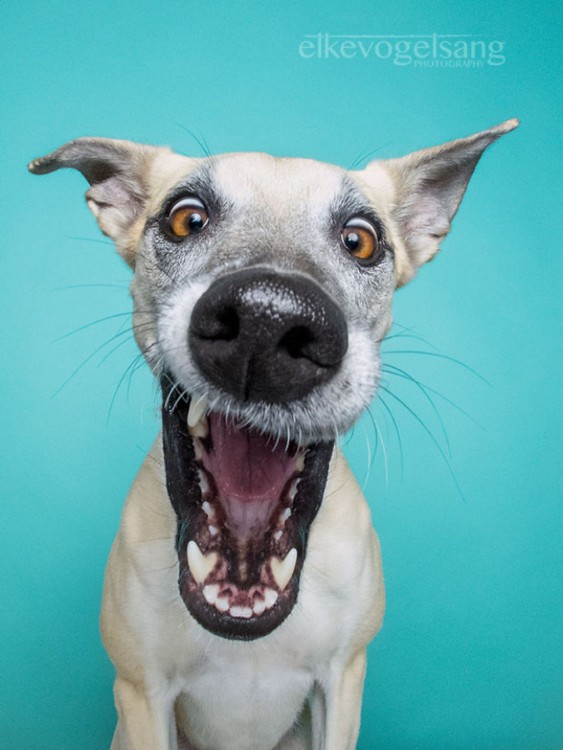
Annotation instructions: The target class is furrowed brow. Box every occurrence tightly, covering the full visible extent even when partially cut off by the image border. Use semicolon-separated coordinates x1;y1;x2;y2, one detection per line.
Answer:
329;177;384;230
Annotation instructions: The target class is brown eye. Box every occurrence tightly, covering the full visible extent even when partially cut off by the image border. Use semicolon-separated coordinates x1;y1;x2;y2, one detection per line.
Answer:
167;197;209;238
341;218;380;264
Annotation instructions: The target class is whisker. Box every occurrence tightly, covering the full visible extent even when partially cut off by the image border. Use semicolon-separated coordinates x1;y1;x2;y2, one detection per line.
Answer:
364;407;388;489
127;351;153;399
51;282;129;292
106;346;156;423
383;349;490;385
97;322;154;368
163;375;183;411
414;382;485;430
346;142;391;170
52;324;140;397
52;311;135;343
375;394;404;481
342;424;355;448
97;333;135;367
379;384;466;503
384;322;440;351
382;363;484;430
382;331;440;351
64;234;113;247
382;363;451;458
174;123;212;157
197;130;212;158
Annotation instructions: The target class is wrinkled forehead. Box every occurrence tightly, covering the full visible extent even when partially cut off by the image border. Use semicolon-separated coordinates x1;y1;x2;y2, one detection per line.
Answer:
148;152;353;219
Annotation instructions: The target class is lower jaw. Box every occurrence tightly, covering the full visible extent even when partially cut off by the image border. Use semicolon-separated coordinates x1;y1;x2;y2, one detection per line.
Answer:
160;378;334;640
177;557;301;640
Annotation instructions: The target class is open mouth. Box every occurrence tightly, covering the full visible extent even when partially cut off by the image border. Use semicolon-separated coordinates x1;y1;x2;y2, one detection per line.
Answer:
161;376;334;640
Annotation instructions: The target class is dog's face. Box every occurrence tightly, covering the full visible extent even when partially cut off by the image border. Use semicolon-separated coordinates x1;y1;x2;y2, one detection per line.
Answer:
29;119;516;639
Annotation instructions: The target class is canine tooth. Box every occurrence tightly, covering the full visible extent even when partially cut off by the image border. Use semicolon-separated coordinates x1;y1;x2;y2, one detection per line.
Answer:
203;584;219;605
192;437;204;460
230;606;253;619
264;588;279;609
295;452;306;472
186;541;217;584
253;599;266;616
187;394;207;428
209;525;219;537
270;548;297;591
215;596;229;612
189;416;209;439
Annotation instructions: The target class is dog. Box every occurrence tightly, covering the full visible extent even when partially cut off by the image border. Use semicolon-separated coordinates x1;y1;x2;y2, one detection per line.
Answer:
29;118;517;750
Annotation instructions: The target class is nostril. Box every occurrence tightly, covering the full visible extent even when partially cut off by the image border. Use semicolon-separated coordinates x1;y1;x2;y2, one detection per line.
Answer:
189;268;348;403
278;326;315;359
216;306;239;341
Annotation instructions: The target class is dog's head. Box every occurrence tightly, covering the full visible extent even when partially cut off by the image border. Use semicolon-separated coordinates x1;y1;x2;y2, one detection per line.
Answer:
29;119;517;639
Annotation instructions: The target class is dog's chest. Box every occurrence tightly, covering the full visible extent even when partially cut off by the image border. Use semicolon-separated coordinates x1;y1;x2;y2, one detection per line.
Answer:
175;641;312;750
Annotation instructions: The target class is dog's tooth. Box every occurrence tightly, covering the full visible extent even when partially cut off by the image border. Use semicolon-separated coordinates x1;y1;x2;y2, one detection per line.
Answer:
187;394;207;428
203;583;219;605
288;478;300;501
295;452;306;472
273;529;283;542
215;596;230;613
270;548;297;592
230;606;253;619
189;416;209;439
253;599;266;616
280;507;292;524
209;525;219;537
202;500;214;517
264;588;279;609
198;470;210;495
187;541;217;584
192;437;204;460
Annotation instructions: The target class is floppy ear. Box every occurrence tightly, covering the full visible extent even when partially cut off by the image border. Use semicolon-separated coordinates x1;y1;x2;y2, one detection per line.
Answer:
28;137;173;266
361;118;519;284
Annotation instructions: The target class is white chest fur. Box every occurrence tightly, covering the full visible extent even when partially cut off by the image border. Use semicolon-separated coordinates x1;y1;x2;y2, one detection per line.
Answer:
101;438;384;750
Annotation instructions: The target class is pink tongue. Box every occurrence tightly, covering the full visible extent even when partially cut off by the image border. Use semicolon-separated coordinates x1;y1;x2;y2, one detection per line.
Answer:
201;413;297;539
203;413;295;501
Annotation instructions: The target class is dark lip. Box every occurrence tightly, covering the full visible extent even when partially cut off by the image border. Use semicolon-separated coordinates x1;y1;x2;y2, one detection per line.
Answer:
160;375;334;640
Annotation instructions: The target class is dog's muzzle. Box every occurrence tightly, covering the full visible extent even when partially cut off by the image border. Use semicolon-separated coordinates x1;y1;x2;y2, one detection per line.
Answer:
161;268;347;640
188;267;348;403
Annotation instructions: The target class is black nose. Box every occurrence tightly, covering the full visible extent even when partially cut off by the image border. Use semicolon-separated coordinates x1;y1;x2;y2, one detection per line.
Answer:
188;268;348;403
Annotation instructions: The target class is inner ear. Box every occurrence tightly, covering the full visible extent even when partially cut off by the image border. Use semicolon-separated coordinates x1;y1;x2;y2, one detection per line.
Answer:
360;118;519;284
29;137;172;265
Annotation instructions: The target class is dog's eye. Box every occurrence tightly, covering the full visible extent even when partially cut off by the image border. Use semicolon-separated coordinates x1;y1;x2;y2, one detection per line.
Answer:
167;197;209;239
341;218;381;265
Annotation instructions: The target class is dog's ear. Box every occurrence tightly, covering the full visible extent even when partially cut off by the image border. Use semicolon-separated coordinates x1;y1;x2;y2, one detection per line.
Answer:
28;137;174;266
361;119;519;285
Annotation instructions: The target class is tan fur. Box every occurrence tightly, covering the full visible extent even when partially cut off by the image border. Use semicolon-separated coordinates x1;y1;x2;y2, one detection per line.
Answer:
101;440;384;750
28;119;518;749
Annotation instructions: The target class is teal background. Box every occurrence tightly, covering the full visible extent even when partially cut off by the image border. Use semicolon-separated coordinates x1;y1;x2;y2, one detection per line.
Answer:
1;1;562;748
